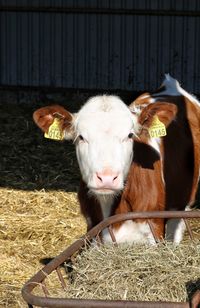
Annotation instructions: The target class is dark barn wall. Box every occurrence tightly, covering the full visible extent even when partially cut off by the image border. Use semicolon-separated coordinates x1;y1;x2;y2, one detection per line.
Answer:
0;0;200;93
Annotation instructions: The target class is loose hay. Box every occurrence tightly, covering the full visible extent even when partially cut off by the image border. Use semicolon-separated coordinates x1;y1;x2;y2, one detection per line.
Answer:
0;97;87;307
50;242;200;303
0;189;86;307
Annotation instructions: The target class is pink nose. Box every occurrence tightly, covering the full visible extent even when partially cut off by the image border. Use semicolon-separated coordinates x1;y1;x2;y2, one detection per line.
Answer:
95;170;119;189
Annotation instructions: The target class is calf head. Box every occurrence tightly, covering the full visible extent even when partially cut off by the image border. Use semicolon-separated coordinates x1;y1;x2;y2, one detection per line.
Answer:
33;95;177;196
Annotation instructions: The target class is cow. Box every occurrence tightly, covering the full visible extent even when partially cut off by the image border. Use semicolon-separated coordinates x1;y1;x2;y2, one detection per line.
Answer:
33;75;200;245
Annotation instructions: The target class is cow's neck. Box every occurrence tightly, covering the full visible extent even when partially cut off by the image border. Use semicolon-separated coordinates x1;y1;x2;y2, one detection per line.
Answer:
96;194;116;219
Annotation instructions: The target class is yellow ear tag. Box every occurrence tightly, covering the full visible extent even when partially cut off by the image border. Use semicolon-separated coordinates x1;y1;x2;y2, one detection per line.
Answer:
44;118;64;141
148;115;167;138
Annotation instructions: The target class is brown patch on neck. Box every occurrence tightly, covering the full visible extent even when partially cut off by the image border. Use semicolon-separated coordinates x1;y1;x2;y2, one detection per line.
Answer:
118;157;164;214
133;140;160;169
113;142;165;240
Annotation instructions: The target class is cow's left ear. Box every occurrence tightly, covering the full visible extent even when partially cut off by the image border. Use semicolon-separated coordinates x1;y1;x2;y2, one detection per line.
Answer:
33;105;76;140
138;102;177;129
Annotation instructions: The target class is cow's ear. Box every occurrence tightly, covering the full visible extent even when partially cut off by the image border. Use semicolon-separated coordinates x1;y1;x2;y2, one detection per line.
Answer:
33;105;75;140
138;102;177;129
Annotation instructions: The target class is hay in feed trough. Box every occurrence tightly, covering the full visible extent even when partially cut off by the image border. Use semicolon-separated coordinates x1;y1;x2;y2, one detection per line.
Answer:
44;241;200;303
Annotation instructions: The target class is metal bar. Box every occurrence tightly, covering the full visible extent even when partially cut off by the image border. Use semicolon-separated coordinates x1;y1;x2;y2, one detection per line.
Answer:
183;219;194;241
0;6;200;17
22;296;190;308
191;290;200;308
96;233;102;246
41;281;49;297
56;267;67;290
108;225;117;244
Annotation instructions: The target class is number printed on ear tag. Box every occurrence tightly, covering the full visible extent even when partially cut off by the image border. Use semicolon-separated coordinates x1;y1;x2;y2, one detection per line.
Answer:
44;118;64;141
148;115;167;138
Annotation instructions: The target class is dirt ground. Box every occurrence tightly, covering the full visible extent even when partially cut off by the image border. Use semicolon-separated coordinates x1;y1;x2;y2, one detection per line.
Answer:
0;89;199;307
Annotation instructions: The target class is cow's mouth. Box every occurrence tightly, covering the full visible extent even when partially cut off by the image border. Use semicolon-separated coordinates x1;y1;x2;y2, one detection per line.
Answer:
89;187;122;195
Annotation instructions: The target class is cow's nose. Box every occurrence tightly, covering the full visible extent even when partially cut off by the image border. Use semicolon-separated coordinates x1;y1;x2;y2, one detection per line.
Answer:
95;171;119;188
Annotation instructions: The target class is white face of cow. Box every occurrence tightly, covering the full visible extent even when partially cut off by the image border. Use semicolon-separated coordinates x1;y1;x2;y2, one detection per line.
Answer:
34;93;177;201
72;95;137;195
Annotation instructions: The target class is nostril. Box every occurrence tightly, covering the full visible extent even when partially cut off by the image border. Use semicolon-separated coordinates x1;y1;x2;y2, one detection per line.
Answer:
96;174;103;182
95;171;119;187
113;176;118;182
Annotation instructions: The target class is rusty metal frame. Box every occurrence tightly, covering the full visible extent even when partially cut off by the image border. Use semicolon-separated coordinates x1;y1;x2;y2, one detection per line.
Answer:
21;211;200;308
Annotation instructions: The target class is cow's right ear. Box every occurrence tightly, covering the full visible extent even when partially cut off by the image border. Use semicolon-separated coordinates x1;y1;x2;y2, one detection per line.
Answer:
33;105;75;140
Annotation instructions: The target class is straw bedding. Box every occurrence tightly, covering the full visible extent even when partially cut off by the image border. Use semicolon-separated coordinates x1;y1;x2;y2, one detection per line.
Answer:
0;189;86;307
0;95;86;307
0;92;199;307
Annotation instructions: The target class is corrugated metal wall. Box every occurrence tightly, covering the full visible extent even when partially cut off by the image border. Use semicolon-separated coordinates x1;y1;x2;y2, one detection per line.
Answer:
0;0;200;93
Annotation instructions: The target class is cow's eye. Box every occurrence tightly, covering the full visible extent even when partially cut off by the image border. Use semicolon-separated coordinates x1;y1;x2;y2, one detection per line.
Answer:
128;133;134;139
79;135;84;141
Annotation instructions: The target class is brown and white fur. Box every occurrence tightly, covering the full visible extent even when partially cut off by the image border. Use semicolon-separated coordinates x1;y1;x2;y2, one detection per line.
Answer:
33;75;200;244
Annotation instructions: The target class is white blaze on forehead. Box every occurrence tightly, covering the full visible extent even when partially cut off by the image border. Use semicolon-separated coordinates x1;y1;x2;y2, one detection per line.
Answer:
75;95;136;138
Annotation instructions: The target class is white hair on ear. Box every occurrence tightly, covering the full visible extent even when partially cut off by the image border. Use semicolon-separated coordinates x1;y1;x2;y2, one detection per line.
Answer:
63;113;77;140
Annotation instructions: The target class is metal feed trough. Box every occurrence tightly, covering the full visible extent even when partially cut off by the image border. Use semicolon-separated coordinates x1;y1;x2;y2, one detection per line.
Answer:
22;211;200;308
